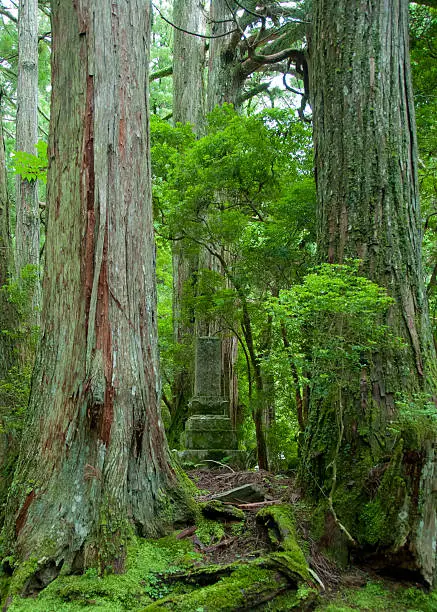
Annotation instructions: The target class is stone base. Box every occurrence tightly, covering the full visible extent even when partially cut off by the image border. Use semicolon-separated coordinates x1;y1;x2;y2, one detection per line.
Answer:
189;396;229;416
184;415;237;450
179;449;247;469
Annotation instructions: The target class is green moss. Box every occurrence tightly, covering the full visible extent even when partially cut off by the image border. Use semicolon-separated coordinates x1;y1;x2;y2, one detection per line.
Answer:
173;462;200;499
394;393;437;448
158;465;199;530
8;558;39;596
200;500;245;521
306;436;411;555
140;565;289;611
0;573;11;603
357;442;408;548
5;535;198;612
358;499;387;545
257;505;309;578
315;580;437;611
195;518;225;546
263;584;319;611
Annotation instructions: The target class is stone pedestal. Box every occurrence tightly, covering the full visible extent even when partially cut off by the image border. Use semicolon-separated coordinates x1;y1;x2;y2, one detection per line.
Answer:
180;337;243;467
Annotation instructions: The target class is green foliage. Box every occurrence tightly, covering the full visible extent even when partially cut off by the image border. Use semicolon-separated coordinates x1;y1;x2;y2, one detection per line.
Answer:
152;105;316;456
410;5;437;345
393;392;437;447
5;536;197;611
195;518;225;547
266;419;299;472
149;1;174;118
12;141;48;184
1;264;40;348
315;580;437;612
0;365;31;435
269;262;397;402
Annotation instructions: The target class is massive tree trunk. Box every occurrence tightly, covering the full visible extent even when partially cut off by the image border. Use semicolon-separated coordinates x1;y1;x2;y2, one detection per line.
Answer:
2;0;193;583
303;0;437;584
15;0;40;317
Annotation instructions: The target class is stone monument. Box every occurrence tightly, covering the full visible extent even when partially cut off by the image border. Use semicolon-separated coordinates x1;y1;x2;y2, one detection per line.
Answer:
180;337;241;466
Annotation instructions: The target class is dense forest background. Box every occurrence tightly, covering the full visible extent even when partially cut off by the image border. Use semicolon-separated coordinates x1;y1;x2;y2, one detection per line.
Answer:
0;1;437;610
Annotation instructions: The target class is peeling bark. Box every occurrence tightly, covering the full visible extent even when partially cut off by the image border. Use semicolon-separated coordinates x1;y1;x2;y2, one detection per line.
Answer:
2;0;192;578
303;0;437;585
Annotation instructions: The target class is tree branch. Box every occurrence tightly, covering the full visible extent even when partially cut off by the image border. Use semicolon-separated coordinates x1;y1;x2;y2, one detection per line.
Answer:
237;82;271;105
0;7;17;23
152;3;239;39
150;65;173;81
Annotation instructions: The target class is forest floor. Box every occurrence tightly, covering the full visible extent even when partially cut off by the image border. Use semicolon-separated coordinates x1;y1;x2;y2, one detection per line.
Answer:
2;467;436;611
184;467;436;612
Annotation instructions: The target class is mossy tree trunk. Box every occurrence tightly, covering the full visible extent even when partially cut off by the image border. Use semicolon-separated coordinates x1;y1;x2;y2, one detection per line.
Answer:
15;0;41;320
0;115;15;379
0;114;20;528
303;0;437;584
2;0;192;580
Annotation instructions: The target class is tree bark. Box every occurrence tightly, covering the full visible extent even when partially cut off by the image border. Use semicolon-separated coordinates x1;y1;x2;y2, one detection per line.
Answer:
207;0;244;112
0;116;15;378
2;0;193;581
172;0;206;130
0;112;20;529
15;0;41;318
303;0;437;585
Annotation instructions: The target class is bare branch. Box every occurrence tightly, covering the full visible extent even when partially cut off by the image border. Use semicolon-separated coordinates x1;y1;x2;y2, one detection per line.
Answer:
0;7;17;23
152;2;239;39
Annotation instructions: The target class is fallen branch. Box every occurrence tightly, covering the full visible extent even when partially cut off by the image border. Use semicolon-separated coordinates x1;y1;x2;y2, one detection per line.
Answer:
235;500;281;510
203;537;236;553
200;460;235;472
176;526;197;540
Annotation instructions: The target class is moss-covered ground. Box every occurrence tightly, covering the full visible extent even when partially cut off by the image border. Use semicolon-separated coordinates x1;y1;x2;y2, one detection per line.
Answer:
3;536;201;611
1;468;437;611
315;579;437;612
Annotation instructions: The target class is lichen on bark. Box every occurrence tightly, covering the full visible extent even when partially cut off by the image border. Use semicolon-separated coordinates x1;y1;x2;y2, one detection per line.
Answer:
1;0;194;589
303;0;437;585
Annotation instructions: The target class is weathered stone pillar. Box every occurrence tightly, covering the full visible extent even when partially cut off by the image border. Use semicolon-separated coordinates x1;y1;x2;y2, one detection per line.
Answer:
180;337;242;467
194;336;221;396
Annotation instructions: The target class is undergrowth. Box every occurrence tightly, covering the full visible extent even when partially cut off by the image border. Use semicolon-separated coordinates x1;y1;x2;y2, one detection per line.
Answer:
315;579;437;612
4;536;201;611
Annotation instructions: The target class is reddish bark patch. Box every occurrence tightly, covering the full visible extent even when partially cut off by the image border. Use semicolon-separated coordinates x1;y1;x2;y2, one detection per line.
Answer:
55;194;61;220
16;490;35;536
95;220;114;446
83;74;95;330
